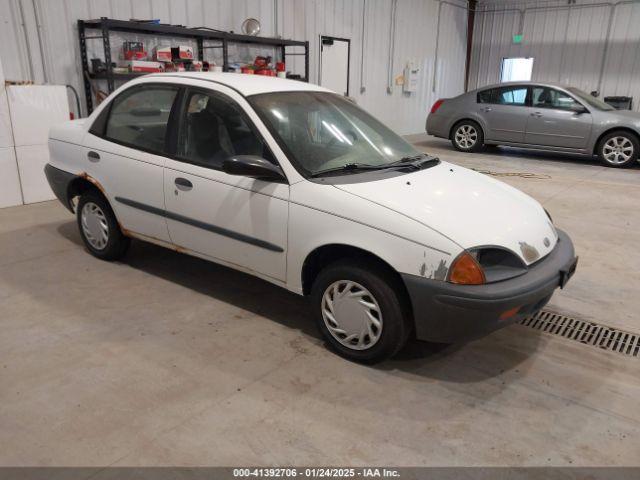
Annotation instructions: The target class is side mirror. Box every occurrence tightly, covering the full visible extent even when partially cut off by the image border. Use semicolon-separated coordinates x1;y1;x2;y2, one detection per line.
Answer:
570;104;588;114
223;155;287;182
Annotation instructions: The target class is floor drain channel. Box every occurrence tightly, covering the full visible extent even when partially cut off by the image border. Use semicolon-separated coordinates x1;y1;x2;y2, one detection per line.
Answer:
520;310;640;357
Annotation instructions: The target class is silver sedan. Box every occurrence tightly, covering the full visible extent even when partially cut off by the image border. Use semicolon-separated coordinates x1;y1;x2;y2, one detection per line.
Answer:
426;81;640;168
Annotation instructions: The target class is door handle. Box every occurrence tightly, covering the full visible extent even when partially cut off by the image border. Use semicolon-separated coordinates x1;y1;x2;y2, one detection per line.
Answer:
174;177;193;191
87;151;100;162
481;107;492;112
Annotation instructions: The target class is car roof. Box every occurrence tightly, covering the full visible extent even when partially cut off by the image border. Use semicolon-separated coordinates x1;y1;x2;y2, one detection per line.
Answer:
473;81;575;92
143;71;331;96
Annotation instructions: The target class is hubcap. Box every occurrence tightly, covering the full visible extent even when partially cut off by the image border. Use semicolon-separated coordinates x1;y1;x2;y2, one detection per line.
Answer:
455;125;478;149
81;202;109;250
603;136;633;164
321;280;383;350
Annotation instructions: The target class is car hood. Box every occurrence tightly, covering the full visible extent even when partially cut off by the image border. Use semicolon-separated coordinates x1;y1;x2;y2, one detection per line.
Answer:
605;109;640;122
333;162;558;265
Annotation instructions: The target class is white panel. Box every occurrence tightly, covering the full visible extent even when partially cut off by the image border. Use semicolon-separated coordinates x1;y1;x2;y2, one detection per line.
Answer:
6;85;69;146
15;144;54;204
0;87;13;148
0;58;14;148
0;147;23;208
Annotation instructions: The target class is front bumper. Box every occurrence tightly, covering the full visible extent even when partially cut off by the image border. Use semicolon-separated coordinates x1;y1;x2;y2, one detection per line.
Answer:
402;229;577;343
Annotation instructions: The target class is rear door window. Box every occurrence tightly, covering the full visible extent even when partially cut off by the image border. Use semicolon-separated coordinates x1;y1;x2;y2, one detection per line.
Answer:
495;86;528;106
103;85;179;154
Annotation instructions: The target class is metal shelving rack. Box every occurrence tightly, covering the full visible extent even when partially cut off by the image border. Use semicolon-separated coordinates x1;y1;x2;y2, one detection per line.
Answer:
78;17;310;114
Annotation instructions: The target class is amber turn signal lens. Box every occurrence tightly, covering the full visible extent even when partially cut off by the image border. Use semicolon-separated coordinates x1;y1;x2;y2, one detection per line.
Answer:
448;252;486;285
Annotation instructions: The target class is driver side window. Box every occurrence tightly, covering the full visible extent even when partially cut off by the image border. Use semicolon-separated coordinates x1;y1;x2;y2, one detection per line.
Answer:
176;90;275;170
532;87;581;110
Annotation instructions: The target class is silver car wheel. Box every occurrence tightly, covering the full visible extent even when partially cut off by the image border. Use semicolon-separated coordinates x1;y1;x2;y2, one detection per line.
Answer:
81;202;109;250
602;136;634;165
455;124;478;149
321;280;383;351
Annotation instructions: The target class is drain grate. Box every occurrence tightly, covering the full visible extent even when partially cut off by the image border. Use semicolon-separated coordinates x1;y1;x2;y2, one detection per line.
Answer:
520;310;640;357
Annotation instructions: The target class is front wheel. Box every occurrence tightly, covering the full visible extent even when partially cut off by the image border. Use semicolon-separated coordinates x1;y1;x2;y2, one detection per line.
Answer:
451;120;484;152
310;260;412;364
597;131;639;168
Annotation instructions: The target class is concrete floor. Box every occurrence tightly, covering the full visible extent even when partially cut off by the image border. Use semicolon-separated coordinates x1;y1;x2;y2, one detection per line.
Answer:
1;138;639;466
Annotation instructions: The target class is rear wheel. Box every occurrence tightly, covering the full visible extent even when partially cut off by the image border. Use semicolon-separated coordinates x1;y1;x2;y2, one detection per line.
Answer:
310;260;412;364
451;120;484;152
597;130;639;168
76;191;130;260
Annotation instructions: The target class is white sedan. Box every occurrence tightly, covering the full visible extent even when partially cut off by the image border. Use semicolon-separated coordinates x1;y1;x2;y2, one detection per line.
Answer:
45;73;577;363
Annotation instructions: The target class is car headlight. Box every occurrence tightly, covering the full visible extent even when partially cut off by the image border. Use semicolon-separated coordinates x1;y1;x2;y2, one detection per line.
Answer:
448;247;527;285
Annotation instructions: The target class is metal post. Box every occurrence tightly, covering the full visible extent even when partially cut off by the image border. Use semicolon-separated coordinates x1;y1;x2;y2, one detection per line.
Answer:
197;38;204;61
101;18;114;93
464;0;477;92
222;38;229;71
78;20;92;115
304;41;309;82
432;1;442;93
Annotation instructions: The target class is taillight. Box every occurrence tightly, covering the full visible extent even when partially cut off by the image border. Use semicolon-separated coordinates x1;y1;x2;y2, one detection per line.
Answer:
448;251;486;285
430;99;445;114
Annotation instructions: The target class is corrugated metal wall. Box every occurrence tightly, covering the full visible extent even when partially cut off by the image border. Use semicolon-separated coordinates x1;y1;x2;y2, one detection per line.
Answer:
469;0;640;111
0;0;468;135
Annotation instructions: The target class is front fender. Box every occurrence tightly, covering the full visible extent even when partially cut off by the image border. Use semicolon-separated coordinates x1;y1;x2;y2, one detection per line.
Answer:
286;182;461;294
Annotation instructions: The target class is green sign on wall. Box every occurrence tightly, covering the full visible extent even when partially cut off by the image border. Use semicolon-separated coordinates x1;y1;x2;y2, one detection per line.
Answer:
513;34;524;44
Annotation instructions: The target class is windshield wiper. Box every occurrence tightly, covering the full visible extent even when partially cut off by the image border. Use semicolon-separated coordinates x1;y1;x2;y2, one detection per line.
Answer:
381;154;440;170
310;163;385;177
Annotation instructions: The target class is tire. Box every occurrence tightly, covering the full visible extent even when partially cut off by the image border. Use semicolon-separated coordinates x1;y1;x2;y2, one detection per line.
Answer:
76;191;130;260
597;130;639;168
451;120;484;152
310;260;412;364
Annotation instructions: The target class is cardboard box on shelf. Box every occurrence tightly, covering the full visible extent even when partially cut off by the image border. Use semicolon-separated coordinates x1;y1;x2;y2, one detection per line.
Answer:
173;46;194;60
124;60;165;73
123;41;147;60
153;46;172;62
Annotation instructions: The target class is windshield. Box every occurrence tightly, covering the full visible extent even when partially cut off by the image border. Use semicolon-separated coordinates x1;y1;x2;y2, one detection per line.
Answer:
249;91;422;176
567;87;614;111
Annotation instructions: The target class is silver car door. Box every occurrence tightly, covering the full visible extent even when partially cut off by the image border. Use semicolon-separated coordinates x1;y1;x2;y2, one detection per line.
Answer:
524;87;593;149
479;85;531;143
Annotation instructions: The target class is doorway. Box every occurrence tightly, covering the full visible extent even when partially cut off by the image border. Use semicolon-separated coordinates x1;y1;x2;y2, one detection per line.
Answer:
319;36;350;96
501;57;534;83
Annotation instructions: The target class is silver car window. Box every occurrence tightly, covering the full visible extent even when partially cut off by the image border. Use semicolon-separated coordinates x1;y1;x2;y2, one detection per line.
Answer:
532;87;580;111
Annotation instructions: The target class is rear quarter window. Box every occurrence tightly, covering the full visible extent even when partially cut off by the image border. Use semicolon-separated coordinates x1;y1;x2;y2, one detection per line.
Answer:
477;89;494;104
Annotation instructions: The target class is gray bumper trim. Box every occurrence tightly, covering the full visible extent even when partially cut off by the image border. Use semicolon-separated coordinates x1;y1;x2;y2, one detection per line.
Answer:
402;229;577;343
